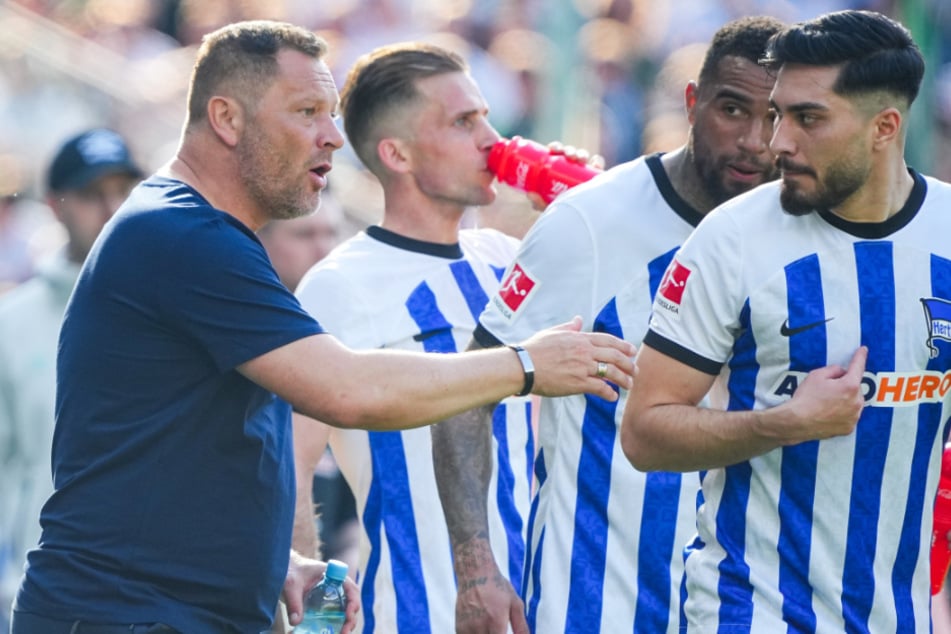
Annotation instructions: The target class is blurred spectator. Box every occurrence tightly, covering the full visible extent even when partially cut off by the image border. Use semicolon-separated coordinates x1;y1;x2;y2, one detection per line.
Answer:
258;190;347;293
0;190;35;295
0;128;142;629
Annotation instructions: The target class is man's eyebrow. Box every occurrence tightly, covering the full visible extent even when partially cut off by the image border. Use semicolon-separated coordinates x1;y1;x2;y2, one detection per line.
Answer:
770;99;829;113
712;88;754;104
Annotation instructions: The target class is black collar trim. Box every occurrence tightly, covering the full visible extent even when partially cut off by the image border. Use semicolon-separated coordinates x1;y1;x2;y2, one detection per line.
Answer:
646;153;706;228
366;225;464;259
817;168;926;238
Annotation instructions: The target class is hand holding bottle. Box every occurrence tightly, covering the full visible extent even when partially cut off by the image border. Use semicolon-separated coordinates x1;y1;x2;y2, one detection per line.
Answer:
282;553;359;633
488;136;603;206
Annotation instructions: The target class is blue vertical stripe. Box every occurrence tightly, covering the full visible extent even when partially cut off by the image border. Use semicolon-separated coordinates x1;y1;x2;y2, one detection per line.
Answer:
893;255;951;628
778;255;825;634
843;242;896;633
493;405;526;587
361;475;383;632
525;450;547;631
524;400;535;488
366;431;429;632
450;260;490;322
565;300;622;632
716;300;757;631
634;472;683;634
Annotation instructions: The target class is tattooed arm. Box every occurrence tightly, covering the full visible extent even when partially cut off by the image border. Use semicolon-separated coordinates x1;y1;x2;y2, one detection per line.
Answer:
432;338;529;634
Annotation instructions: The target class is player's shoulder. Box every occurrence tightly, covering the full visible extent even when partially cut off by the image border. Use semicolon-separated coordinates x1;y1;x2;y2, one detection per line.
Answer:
921;171;951;200
555;154;654;207
706;181;782;226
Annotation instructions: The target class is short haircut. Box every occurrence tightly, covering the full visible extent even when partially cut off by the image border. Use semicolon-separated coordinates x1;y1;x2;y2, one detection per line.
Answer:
698;16;786;87
760;10;924;107
341;42;468;175
185;20;327;126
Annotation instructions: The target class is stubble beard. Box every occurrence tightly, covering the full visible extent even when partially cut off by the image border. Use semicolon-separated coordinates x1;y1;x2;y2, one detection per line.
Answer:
778;155;869;217
237;130;319;221
692;138;773;209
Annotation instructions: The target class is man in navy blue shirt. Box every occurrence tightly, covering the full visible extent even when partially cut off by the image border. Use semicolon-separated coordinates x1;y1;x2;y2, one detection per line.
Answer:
10;20;635;634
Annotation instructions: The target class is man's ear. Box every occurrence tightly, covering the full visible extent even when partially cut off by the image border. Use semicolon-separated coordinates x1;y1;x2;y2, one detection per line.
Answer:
684;81;700;127
207;96;244;147
871;107;902;151
377;137;412;174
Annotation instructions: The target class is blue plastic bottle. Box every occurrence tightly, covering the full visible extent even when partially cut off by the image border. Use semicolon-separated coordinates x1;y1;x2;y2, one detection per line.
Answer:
296;559;348;634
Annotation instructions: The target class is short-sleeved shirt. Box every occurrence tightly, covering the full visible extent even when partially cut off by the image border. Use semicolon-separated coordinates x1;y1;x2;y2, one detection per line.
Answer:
295;226;532;633
646;171;951;632
15;176;323;633
477;154;702;634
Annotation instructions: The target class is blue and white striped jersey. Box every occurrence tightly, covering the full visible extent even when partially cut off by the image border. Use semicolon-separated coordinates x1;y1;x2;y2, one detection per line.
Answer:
646;171;951;633
477;154;702;634
295;226;533;633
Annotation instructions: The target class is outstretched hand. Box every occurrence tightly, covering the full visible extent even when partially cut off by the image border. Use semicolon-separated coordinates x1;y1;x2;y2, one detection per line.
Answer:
520;316;636;401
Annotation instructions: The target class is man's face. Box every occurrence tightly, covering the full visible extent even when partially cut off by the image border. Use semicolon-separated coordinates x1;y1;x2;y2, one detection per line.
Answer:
401;71;501;209
688;55;779;207
769;64;872;216
51;171;140;263
236;50;345;221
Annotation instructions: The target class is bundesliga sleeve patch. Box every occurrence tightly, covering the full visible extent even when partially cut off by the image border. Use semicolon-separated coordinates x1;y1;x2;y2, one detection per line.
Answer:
659;259;691;304
492;262;538;320
656;259;691;315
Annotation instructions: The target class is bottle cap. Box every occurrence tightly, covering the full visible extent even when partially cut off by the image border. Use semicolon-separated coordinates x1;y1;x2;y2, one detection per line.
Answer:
325;559;349;582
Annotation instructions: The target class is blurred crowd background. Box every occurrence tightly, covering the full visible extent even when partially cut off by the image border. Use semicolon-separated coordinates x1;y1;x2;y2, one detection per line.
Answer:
1;0;950;294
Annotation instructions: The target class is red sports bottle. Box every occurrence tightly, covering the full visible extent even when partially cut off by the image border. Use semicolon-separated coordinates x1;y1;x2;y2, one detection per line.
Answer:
487;136;602;205
932;442;951;594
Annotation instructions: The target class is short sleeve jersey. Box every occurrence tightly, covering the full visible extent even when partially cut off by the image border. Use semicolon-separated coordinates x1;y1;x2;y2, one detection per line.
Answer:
295;225;532;633
477;154;702;634
646;172;951;633
15;176;323;633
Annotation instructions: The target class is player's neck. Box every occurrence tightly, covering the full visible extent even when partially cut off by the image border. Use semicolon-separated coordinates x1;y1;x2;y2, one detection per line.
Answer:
661;146;717;214
829;159;914;224
380;204;464;245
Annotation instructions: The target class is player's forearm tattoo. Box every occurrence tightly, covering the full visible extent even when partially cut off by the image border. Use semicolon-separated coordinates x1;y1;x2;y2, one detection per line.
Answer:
432;401;495;546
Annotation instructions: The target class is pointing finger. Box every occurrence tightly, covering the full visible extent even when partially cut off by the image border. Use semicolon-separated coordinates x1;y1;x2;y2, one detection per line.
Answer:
846;346;868;378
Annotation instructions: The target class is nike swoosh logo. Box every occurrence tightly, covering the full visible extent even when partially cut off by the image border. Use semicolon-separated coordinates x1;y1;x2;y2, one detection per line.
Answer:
780;317;833;337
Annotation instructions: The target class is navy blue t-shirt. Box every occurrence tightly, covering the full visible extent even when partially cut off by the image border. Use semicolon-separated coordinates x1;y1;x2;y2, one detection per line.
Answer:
15;177;324;632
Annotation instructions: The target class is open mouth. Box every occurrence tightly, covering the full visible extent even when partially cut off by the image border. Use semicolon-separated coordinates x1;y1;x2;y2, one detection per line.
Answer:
309;163;331;188
727;164;763;181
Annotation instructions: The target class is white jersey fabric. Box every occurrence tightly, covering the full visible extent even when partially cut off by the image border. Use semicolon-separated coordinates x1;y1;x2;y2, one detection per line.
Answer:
478;154;702;634
295;225;532;633
646;171;951;633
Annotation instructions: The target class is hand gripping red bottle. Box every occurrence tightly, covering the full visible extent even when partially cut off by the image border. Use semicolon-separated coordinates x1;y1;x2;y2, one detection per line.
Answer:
932;442;951;594
487;136;602;205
